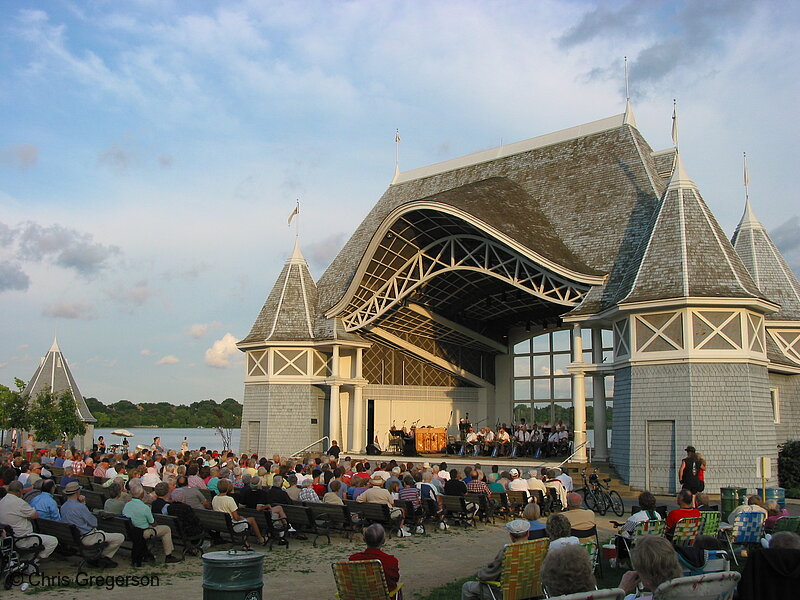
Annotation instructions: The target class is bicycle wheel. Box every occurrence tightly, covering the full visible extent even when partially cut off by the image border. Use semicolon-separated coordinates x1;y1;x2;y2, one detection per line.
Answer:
583;488;598;512
609;490;625;517
596;491;609;516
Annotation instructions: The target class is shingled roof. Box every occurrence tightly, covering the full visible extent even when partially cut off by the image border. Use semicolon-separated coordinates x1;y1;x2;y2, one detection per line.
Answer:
616;154;763;305
239;242;319;345
732;199;800;321
23;338;96;423
318;113;665;315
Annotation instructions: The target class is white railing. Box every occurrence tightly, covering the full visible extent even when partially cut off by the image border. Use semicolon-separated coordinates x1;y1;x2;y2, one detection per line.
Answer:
290;436;329;458
558;440;591;467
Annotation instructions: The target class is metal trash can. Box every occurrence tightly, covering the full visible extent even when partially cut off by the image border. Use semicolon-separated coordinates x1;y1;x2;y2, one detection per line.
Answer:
720;487;747;523
202;550;264;600
757;487;786;510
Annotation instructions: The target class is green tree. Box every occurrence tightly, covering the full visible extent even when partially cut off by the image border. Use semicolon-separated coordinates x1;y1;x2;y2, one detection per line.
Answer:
0;383;31;432
28;387;61;443
56;390;86;444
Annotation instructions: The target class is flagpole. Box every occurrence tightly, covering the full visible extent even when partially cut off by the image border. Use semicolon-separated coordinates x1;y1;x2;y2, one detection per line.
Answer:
743;152;750;202
624;56;629;101
295;199;300;240
671;98;679;153
395;129;400;171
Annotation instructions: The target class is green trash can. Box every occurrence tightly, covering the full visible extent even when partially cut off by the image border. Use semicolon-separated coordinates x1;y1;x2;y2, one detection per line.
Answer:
757;487;786;510
202;550;264;600
720;487;747;523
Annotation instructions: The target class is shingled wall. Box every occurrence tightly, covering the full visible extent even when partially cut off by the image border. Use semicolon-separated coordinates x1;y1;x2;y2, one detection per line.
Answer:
611;362;777;494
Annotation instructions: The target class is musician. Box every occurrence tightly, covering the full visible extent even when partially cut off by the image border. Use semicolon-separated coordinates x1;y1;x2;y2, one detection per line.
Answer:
481;428;495;455
496;428;511;456
402;426;417;457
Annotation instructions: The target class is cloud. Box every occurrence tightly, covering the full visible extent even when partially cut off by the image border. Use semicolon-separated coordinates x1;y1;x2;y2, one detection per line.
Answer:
105;280;156;311
156;354;180;365
771;217;800;273
160;262;208;282
86;356;117;368
0;261;30;292
42;300;97;320
204;332;239;368
0;144;39;170
98;142;137;174
188;321;220;339
12;221;120;275
305;232;346;273
558;3;646;49
140;349;152;356
158;154;173;168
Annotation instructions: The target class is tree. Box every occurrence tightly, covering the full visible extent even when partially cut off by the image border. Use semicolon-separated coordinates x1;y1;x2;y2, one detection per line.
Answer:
0;383;31;432
212;406;238;451
28;387;86;446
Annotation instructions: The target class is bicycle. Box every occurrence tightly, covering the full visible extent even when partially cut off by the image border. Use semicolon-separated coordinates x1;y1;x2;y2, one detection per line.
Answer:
580;468;625;517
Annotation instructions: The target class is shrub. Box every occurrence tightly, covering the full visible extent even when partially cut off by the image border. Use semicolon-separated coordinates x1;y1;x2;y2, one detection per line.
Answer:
786;488;800;499
778;441;800;490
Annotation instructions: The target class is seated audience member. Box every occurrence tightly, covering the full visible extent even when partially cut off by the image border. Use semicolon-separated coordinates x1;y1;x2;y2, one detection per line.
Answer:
349;524;400;591
60;481;124;568
563;492;595;530
444;469;468;496
171;475;211;510
29;479;61;522
299;478;322;503
141;466;161;488
0;481;58;563
285;474;301;502
695;493;715;512
123;485;183;564
665;489;700;538
554;467;573;492
727;494;768;525
544;469;568;507
211;479;266;548
461;520;530;600
523;502;547;539
541;544;596;597
324;480;345;505
546;513;579;553
618;536;681;600
614;490;663;562
526;470;547;495
506;468;528;492
763;500;790;532
769;531;800;549
151;482;170;515
358;475;409;538
59;467;79;488
102;482;127;515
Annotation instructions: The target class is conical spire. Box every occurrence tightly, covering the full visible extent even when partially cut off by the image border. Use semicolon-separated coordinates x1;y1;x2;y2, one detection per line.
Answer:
623;99;638;128
239;241;319;343
732;196;800;321
23;340;96;423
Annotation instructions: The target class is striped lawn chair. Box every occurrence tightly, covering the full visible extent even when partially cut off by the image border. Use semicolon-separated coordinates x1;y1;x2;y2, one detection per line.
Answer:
620;519;666;564
672;516;702;547
547;590;625;600
331;559;403;600
480;538;549;600
580;540;599;575
653;571;740;599
722;512;764;566
771;516;800;534
699;511;721;536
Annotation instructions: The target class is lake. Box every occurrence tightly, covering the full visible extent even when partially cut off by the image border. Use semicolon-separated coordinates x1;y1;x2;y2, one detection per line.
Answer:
93;428;241;453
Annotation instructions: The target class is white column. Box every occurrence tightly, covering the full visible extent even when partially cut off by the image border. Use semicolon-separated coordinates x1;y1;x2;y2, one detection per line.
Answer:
356;348;363;379
591;327;609;462
329;384;340;447
570;324;588;463
352;385;364;453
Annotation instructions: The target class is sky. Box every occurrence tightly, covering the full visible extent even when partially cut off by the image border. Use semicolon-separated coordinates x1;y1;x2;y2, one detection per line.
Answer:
1;0;799;407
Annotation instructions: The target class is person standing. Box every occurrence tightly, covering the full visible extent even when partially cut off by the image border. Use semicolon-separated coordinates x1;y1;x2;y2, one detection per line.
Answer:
23;434;35;462
678;446;703;498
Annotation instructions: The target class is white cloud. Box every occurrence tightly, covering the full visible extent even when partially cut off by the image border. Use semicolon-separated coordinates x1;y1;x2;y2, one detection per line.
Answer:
156;354;180;365
140;349;152;356
204;332;239;368
105;280;156;311
188;321;220;339
42;300;97;320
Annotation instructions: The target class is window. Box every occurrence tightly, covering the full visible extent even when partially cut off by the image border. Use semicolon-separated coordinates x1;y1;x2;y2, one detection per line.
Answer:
512;327;614;426
771;388;780;424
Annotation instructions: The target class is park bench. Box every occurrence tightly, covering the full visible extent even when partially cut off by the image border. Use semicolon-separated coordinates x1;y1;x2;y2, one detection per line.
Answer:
193;509;248;548
394;499;425;534
34;518;107;574
352;501;404;536
306;503;357;539
237;507;287;550
465;492;495;524
504;490;529;517
440;495;477;528
281;503;330;546
82;490;107;511
153;513;204;558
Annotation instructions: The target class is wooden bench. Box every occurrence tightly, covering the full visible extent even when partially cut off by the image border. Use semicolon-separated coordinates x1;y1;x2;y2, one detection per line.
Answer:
238;507;286;550
49;466;65;478
153;513;204;558
352;501;404;535
440;495;477;528
199;488;215;503
281;504;329;546
193;509;248;548
90;483;112;497
306;503;357;539
465;492;496;524
75;475;91;487
82;490;107;512
505;490;530;517
95;515;143;556
34;518;107;574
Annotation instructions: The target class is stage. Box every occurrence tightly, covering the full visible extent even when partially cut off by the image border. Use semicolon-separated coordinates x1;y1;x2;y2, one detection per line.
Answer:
342;452;575;475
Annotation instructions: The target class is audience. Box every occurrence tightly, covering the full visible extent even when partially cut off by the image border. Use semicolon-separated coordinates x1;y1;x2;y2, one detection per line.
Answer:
618;536;682;599
546;513;579;552
541;544;596;597
461;520;530;600
665;489;700;538
349;524;400;591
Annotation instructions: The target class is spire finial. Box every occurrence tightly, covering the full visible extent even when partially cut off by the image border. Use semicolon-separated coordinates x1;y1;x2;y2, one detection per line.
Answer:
287;199;300;240
671;98;679;153
622;56;637;128
49;335;60;353
739;152;759;228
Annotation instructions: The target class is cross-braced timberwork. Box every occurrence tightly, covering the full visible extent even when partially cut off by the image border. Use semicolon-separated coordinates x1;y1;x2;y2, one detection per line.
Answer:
340;233;591;332
770;329;800;365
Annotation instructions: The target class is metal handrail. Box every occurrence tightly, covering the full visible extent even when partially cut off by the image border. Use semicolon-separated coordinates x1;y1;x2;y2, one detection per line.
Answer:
558;440;590;467
290;436;330;458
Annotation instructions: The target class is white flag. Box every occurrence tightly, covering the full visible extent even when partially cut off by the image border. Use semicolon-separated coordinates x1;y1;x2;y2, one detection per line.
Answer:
287;204;299;226
395;129;401;143
671;102;678;148
743;153;750;187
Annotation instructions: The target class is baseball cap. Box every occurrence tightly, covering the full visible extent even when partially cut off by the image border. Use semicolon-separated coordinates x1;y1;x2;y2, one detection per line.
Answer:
509;468;519;477
505;520;530;535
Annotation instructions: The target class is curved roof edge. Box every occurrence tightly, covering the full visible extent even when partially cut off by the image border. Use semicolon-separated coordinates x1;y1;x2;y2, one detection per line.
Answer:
325;200;605;319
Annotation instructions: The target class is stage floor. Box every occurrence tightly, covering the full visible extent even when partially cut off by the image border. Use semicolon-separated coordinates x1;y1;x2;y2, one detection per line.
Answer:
344;452;573;474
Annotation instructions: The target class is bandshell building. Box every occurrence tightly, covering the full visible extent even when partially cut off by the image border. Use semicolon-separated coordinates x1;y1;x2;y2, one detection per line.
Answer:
238;104;800;494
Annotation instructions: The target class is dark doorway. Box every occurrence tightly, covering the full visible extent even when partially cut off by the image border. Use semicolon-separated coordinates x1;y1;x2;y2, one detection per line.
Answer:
367;399;375;448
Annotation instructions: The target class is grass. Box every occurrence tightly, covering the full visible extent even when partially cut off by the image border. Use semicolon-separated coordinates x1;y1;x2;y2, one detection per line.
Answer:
414;577;470;600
